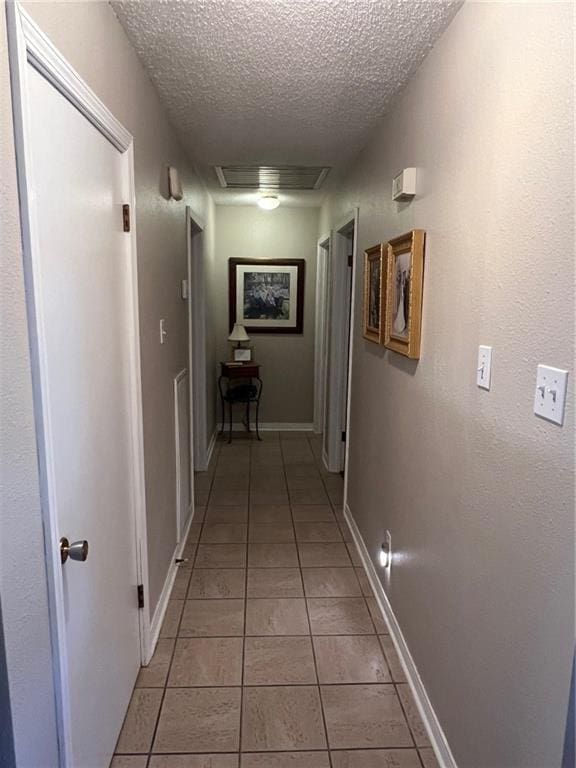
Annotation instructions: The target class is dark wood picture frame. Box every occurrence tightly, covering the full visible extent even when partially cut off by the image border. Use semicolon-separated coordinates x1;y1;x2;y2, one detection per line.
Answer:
228;258;305;334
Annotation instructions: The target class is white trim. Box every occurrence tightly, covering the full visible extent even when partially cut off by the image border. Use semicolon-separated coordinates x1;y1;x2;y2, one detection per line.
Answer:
187;206;209;471
146;510;194;664
341;208;359;513
343;503;458;768
217;422;314;432
324;210;358;472
173;368;190;544
7;4;148;763
206;429;218;467
11;5;131;152
313;234;330;434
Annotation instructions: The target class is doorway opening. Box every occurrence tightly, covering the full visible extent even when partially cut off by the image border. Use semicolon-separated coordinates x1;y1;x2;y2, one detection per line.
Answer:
187;207;208;471
319;210;358;476
313;235;330;435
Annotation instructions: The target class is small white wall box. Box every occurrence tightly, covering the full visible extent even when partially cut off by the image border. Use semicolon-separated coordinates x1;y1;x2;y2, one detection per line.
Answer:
392;168;417;201
168;166;183;201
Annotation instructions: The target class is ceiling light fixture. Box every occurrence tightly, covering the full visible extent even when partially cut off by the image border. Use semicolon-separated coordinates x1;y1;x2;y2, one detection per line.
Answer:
257;195;280;211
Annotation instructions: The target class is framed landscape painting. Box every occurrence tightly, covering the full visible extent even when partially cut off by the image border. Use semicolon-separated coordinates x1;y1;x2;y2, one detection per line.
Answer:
229;258;305;334
363;243;386;344
384;229;425;359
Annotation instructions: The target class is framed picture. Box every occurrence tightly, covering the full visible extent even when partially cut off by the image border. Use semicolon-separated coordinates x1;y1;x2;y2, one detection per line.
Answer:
229;258;305;334
233;347;251;362
384;230;425;359
363;244;386;344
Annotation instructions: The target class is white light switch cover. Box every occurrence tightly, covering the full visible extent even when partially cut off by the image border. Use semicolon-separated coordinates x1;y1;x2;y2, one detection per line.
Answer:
534;365;568;425
477;345;492;390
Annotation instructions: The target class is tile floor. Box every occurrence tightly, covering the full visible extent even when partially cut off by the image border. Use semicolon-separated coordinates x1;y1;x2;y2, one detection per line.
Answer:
113;432;438;768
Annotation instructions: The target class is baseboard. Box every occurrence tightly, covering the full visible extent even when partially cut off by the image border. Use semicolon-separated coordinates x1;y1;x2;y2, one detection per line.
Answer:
344;503;457;768
145;510;195;664
206;429;217;467
216;422;314;432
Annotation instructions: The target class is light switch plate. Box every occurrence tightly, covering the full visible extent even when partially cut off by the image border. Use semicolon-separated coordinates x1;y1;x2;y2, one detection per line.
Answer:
533;365;568;425
159;318;167;345
477;345;492;390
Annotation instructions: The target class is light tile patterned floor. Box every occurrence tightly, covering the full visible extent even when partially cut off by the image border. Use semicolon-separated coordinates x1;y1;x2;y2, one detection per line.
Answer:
113;432;438;768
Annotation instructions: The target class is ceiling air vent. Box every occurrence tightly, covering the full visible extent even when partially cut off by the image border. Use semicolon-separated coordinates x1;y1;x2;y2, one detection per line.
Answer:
214;165;330;191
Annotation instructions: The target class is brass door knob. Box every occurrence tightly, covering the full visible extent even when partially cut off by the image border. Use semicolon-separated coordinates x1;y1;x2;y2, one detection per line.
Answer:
60;537;89;564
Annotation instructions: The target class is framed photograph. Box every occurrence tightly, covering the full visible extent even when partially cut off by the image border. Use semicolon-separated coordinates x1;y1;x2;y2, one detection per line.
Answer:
229;258;305;334
233;347;251;362
363;244;386;344
384;230;425;359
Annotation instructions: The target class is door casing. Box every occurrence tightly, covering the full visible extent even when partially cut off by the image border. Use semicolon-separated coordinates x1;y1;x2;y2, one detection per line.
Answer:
7;4;149;763
323;209;359;476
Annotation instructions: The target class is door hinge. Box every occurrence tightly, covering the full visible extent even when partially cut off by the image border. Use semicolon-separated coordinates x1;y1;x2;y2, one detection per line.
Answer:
348;253;353;267
341;430;346;442
137;584;144;609
122;204;131;232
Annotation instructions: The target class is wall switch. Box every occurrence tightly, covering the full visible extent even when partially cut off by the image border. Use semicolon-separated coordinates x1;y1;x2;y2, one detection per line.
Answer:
159;318;167;344
476;345;492;390
534;365;568;426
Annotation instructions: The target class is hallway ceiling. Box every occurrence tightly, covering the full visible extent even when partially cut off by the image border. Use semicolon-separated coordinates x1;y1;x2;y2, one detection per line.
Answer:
112;0;461;206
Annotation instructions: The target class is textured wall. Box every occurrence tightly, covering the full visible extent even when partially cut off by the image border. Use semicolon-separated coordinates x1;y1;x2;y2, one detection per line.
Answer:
22;1;216;614
0;3;60;763
320;3;574;766
213;206;319;425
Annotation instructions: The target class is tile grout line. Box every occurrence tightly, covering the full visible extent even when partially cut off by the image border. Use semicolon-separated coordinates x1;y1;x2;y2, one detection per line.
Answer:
144;440;222;763
284;433;333;768
237;436;253;759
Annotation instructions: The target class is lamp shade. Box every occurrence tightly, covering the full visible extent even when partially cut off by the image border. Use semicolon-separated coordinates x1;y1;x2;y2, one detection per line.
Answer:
228;323;250;343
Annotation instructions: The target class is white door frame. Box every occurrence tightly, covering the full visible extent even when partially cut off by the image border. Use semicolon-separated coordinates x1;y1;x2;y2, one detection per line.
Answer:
7;4;149;763
187;206;209;470
313;234;330;434
324;209;359;473
174;367;192;543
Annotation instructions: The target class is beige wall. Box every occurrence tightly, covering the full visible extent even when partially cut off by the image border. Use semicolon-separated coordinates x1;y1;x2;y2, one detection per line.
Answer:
15;0;216;616
321;3;574;766
213;205;319;425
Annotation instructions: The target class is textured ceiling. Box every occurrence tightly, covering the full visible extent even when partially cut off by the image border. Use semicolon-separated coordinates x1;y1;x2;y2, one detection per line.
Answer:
112;0;461;205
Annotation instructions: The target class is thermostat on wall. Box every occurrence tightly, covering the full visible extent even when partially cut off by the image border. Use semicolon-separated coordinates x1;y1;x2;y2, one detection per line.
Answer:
392;167;417;201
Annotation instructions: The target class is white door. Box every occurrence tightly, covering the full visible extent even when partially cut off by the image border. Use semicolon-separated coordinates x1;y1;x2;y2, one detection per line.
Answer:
26;65;141;766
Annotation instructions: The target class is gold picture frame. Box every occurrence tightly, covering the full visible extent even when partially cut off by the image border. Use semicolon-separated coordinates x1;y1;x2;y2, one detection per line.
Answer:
363;243;386;344
384;230;425;359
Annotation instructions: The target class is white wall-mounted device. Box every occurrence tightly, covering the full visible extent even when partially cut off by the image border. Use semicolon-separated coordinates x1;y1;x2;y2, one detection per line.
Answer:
168;165;183;201
392;167;417;201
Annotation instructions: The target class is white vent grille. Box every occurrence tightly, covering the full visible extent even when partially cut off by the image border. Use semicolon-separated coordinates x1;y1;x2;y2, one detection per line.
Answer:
214;165;330;190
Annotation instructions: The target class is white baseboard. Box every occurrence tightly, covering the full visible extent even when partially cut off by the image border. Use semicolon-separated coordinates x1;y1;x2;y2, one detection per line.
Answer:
216;422;314;432
206;429;217;467
344;503;457;768
145;510;195;664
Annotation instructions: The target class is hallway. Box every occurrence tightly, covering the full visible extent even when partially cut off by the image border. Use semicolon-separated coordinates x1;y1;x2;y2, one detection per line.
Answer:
113;431;435;767
1;2;573;766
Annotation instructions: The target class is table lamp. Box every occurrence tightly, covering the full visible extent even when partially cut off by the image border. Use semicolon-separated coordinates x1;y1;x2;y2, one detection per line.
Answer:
228;323;251;362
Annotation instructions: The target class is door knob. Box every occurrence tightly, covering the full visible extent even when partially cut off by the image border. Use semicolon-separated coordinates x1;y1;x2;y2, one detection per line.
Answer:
60;537;89;564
